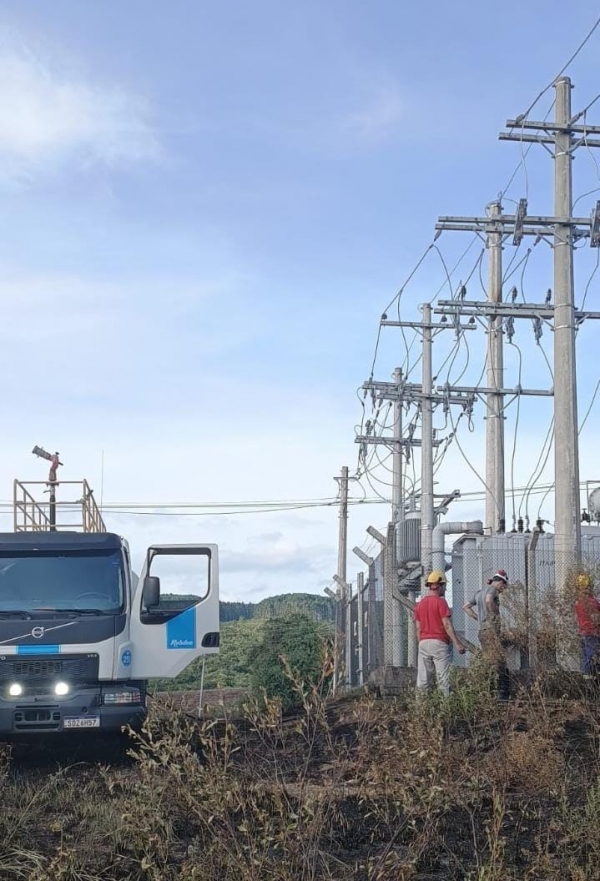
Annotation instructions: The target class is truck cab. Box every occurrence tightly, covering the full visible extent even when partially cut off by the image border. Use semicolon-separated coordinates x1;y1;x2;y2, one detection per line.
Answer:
0;480;219;735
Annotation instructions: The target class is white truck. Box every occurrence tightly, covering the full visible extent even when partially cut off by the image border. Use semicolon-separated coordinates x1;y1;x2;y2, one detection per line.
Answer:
0;479;219;735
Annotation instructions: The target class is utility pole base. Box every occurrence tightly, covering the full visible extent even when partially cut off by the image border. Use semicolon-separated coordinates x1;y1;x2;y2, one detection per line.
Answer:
367;665;416;696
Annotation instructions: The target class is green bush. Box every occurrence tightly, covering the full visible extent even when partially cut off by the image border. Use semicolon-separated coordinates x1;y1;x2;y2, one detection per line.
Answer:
250;613;328;711
151;618;266;691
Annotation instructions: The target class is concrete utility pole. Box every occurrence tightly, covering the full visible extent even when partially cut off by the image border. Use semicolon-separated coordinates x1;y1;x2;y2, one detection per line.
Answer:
333;466;349;692
391;367;404;666
345;578;353;688
553;77;581;576
434;80;600;605
356;571;364;686
392;367;404;524
485;200;505;534
420;304;435;587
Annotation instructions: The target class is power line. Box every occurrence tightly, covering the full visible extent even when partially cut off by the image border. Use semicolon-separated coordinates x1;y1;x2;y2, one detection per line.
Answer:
509;13;600;127
1;480;594;521
580;379;600;436
520;418;554;520
507;340;523;528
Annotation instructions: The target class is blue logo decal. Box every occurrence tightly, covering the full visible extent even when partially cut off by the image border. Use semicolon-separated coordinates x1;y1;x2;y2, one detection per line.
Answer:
166;606;196;650
121;650;132;667
17;645;60;655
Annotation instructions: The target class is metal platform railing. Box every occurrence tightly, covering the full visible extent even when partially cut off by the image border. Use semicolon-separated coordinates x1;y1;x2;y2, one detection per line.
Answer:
13;480;106;533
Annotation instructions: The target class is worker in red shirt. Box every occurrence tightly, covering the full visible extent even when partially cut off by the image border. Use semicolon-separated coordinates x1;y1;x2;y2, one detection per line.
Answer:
574;573;600;676
414;570;466;695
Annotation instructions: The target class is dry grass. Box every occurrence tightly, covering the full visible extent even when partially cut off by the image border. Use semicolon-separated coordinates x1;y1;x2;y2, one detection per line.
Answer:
1;665;600;879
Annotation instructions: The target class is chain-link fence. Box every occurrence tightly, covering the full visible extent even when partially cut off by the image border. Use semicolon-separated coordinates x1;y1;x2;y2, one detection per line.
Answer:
451;529;600;674
344;526;600;688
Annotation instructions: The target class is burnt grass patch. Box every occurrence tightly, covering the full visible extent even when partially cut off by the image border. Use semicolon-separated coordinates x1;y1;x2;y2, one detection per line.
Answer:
1;672;600;879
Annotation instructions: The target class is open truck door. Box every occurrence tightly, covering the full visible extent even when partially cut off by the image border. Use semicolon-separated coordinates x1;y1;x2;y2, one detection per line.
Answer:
129;544;219;679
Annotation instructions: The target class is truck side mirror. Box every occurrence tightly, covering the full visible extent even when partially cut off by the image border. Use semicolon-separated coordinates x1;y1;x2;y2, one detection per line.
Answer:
143;575;161;609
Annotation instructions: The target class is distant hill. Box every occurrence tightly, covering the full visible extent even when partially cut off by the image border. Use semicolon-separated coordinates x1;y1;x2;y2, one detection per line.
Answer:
160;592;335;623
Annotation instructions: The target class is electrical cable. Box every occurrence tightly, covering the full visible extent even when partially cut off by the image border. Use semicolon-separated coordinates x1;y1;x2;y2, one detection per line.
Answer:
508;14;600;129
431;235;480;301
357;21;600;533
447;407;500;517
501;27;600;206
581;247;600;312
9;478;594;519
499;99;555;201
579;378;600;436
501;241;522;286
573;186;600;211
507;339;523;528
521;418;555;520
582;108;600;186
368;241;439;381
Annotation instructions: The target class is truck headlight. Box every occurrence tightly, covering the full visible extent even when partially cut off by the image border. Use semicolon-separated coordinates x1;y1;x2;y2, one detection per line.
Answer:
54;682;69;696
8;683;22;697
102;689;141;705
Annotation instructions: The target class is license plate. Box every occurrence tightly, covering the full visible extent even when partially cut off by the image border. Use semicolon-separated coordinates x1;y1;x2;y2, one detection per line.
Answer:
63;716;100;729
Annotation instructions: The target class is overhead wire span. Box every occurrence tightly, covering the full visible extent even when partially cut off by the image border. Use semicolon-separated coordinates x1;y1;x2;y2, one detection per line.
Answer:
369;241;437;381
447;407;500;518
521;418;555;520
583;107;600;186
429;243;467;305
499;99;555;201
499;17;600;206
507;13;600;131
573;90;600;124
501;240;523;287
572;185;600;211
358;19;600;530
580;247;600;312
537;380;600;519
579;379;600;436
431;235;480;301
8;479;596;520
507;339;523;528
536;481;555;523
407;246;486;382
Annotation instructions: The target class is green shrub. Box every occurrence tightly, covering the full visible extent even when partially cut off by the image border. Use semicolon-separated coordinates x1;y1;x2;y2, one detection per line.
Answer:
249;613;328;711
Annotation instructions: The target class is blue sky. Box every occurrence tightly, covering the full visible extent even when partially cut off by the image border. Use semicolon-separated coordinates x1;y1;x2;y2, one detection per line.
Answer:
1;2;600;600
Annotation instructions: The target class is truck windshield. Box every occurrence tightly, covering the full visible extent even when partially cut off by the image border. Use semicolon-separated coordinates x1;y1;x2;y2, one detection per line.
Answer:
0;550;125;614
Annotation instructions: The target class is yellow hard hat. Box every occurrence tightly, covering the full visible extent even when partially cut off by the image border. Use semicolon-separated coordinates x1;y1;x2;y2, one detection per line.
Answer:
576;573;593;590
426;570;446;585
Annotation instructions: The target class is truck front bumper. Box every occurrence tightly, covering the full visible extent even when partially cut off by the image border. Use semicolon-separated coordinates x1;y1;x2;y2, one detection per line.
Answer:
0;684;147;735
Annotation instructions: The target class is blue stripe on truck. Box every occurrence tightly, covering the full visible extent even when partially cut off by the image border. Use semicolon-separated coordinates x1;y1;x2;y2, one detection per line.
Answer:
166;607;196;649
17;645;60;655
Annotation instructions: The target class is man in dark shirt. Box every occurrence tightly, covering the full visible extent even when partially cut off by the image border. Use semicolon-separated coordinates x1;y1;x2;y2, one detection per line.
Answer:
463;570;510;700
414;570;466;695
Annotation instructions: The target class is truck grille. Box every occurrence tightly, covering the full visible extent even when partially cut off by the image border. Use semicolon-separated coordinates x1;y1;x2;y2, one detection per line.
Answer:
0;654;99;683
14;660;63;677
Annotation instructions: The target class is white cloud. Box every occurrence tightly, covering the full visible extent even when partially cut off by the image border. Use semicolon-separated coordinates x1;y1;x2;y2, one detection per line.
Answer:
343;84;404;145
0;41;158;180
